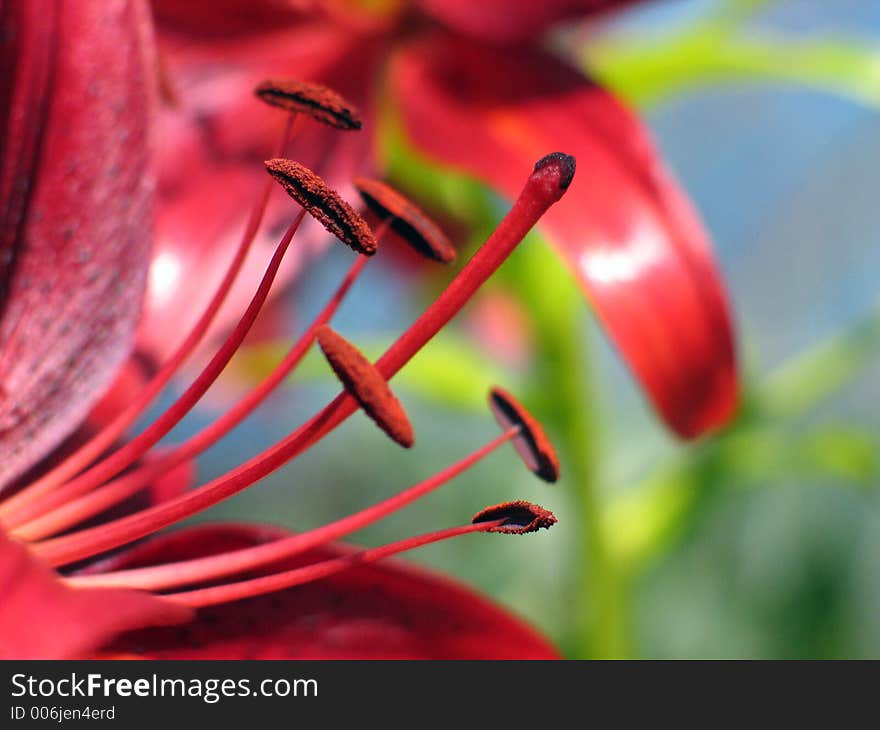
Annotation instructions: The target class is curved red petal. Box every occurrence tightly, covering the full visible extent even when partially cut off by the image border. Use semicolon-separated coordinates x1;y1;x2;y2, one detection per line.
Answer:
151;0;312;37
418;0;644;44
0;0;157;490
0;529;189;659
392;35;738;437
98;523;560;659
140;23;382;364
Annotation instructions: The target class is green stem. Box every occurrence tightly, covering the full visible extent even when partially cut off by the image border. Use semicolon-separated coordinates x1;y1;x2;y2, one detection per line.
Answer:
515;260;627;656
553;326;629;659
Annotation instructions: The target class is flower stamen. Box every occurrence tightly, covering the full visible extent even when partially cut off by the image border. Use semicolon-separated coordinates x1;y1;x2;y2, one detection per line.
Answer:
266;151;577;456
162;503;555;609
254;79;362;131
12;251;375;542
488;387;559;482
354;177;456;263
29;155;574;567
65;387;553;591
316;325;414;448
471;500;557;534
265;159;377;255
3;211;306;530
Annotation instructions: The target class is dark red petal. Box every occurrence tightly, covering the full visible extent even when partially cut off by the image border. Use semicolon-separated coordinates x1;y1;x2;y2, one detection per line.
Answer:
151;0;389;38
392;35;738;438
98;524;560;659
418;0;644;44
139;23;383;364
0;0;157;490
0;529;189;659
151;0;312;38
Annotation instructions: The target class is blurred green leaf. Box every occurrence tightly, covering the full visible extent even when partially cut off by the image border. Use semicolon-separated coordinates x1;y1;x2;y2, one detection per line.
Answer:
800;425;880;487
755;302;880;419
605;418;879;571
604;464;700;570
585;14;880;111
718;423;879;487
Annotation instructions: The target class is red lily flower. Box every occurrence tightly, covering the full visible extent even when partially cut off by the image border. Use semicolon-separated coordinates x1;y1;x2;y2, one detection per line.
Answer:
147;0;738;437
0;0;573;659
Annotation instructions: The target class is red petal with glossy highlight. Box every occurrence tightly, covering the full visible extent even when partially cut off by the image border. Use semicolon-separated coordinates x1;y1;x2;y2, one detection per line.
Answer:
97;524;560;659
419;0;644;44
0;0;157;490
392;35;738;437
0;530;190;659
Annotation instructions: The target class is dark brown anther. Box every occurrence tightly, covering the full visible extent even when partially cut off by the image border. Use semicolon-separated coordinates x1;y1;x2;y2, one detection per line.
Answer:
316;325;414;448
254;79;362;130
265;159;377;255
488;387;560;483
533;152;576;191
472;500;557;534
353;178;456;264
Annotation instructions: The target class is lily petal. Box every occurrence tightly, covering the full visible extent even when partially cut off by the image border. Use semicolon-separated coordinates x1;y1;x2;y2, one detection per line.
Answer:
0;0;157;489
150;0;312;37
418;0;644;44
97;524;560;659
392;35;738;437
0;529;189;659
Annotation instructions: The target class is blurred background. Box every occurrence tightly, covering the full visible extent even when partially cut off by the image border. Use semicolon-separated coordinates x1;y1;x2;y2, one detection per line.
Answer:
157;0;880;658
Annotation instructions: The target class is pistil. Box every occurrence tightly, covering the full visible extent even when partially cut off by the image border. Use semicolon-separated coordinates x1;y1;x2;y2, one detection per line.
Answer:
30;153;574;567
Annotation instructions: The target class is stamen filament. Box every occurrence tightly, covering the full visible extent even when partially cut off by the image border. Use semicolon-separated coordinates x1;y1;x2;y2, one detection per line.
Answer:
4;210;305;530
162;520;505;608
13;254;371;542
0;115;298;520
32;155;573;567
65;427;518;590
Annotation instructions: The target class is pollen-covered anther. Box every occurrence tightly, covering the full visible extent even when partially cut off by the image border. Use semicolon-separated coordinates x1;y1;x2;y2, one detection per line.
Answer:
488;387;560;482
533;152;576;191
254;79;362;130
472;500;557;534
316;325;414;448
265;159;376;255
354;178;456;264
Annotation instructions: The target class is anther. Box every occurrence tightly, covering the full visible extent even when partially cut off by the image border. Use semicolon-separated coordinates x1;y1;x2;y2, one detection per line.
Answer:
265;159;377;255
472;500;557;534
488;387;560;482
254;79;362;130
354;178;456;264
533;152;576;191
316;325;414;448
